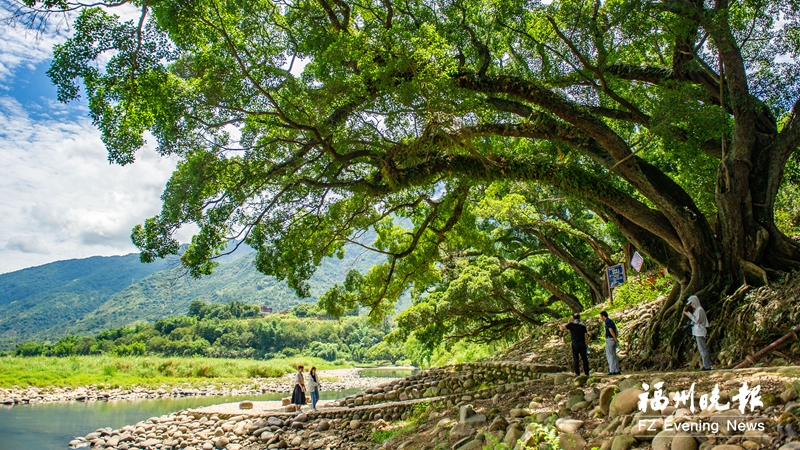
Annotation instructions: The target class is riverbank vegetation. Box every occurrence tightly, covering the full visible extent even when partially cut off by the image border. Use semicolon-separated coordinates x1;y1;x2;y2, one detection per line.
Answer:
12;300;388;364
0;354;342;389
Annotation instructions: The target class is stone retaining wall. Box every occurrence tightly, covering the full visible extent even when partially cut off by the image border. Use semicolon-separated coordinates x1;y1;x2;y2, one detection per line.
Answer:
334;361;563;408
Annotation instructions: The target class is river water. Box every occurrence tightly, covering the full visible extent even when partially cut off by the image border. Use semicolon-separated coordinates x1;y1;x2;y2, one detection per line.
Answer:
0;389;360;450
0;368;416;450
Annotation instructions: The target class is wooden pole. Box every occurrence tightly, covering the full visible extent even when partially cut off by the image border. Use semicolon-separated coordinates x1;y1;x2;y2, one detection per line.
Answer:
733;325;800;369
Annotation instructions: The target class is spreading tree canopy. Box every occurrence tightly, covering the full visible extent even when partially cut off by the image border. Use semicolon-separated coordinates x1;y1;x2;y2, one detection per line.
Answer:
22;0;800;365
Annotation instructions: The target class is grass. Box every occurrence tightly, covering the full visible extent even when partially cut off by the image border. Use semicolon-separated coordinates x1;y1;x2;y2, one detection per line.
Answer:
371;401;439;444
0;355;348;390
581;271;673;318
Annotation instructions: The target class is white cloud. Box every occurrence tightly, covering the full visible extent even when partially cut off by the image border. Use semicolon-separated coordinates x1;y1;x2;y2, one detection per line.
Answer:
0;2;144;88
0;2;195;275
0;95;185;273
5;236;50;254
0;6;69;87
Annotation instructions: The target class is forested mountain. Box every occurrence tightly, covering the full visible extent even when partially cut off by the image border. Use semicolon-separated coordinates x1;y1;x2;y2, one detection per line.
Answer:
0;245;384;349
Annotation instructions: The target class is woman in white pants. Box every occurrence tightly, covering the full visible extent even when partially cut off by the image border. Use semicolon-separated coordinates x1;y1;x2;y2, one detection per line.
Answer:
684;295;711;370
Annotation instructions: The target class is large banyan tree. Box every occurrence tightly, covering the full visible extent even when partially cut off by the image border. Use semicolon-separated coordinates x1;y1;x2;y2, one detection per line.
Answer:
26;0;800;365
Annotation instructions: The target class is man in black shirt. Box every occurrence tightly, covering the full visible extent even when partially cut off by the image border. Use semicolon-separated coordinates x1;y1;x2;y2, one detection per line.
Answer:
559;312;590;376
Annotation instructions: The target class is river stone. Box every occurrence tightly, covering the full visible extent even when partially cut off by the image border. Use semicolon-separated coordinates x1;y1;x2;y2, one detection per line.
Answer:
213;437;229;448
631;418;662;440
651;429;676;450
464;414;487;427
558;433;587;450
349;420;362;430
509;408;529;418
573;375;589;387
742;430;771;445
554;373;572;385
571;401;589;412
567;389;586;409
513;427;537;450
610;389;645;418
781;389;799;403
779;443;800;450
600;386;619;416
450;422;474;441
611;435;637;450
317;420;330;432
671;432;698;450
202;443;213;450
504;424;523;447
239;401;253;410
458;439;484;450
267;417;283;427
535;411;554;424
260;431;274;441
618;378;642;391
555;418;584;433
488;416;508;432
460;405;476;422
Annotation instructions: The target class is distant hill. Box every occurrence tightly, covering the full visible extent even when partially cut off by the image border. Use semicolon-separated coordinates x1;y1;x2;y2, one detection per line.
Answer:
0;244;385;349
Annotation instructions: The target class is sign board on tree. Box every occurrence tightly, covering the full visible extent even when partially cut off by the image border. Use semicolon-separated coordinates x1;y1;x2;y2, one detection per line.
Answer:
631;251;644;272
607;264;627;288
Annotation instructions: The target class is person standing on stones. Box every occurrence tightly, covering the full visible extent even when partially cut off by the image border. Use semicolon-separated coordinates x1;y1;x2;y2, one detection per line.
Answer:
307;366;320;411
291;365;306;412
559;312;590;376
600;311;620;375
684;295;712;370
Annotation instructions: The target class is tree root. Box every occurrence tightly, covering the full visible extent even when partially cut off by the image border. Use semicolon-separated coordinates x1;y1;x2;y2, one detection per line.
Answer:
740;259;768;286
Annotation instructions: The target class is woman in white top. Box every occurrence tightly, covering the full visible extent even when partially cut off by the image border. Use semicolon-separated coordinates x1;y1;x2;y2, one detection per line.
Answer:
684;295;711;370
290;365;306;411
307;366;320;411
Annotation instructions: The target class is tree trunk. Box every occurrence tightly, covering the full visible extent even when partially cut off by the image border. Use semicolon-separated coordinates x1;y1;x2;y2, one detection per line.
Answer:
532;230;606;306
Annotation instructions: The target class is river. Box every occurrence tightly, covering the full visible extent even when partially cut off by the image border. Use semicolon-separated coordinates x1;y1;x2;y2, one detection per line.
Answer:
0;389;360;450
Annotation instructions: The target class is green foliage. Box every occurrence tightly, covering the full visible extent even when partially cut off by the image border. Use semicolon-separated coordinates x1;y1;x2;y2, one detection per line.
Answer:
515;422;559;450
15;342;47;357
776;168;800;236
428;341;501;369
0;355;343;389
364;341;404;365
12;299;397;363
583;272;673;318
186;300;259;321
371;400;440;444
25;0;800;366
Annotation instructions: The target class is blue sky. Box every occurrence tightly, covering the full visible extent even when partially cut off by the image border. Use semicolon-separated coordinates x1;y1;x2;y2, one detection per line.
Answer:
0;5;192;274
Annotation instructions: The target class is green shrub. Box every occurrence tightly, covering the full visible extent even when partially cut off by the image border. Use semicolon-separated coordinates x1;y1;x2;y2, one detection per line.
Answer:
281;347;299;357
15;342;47;357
